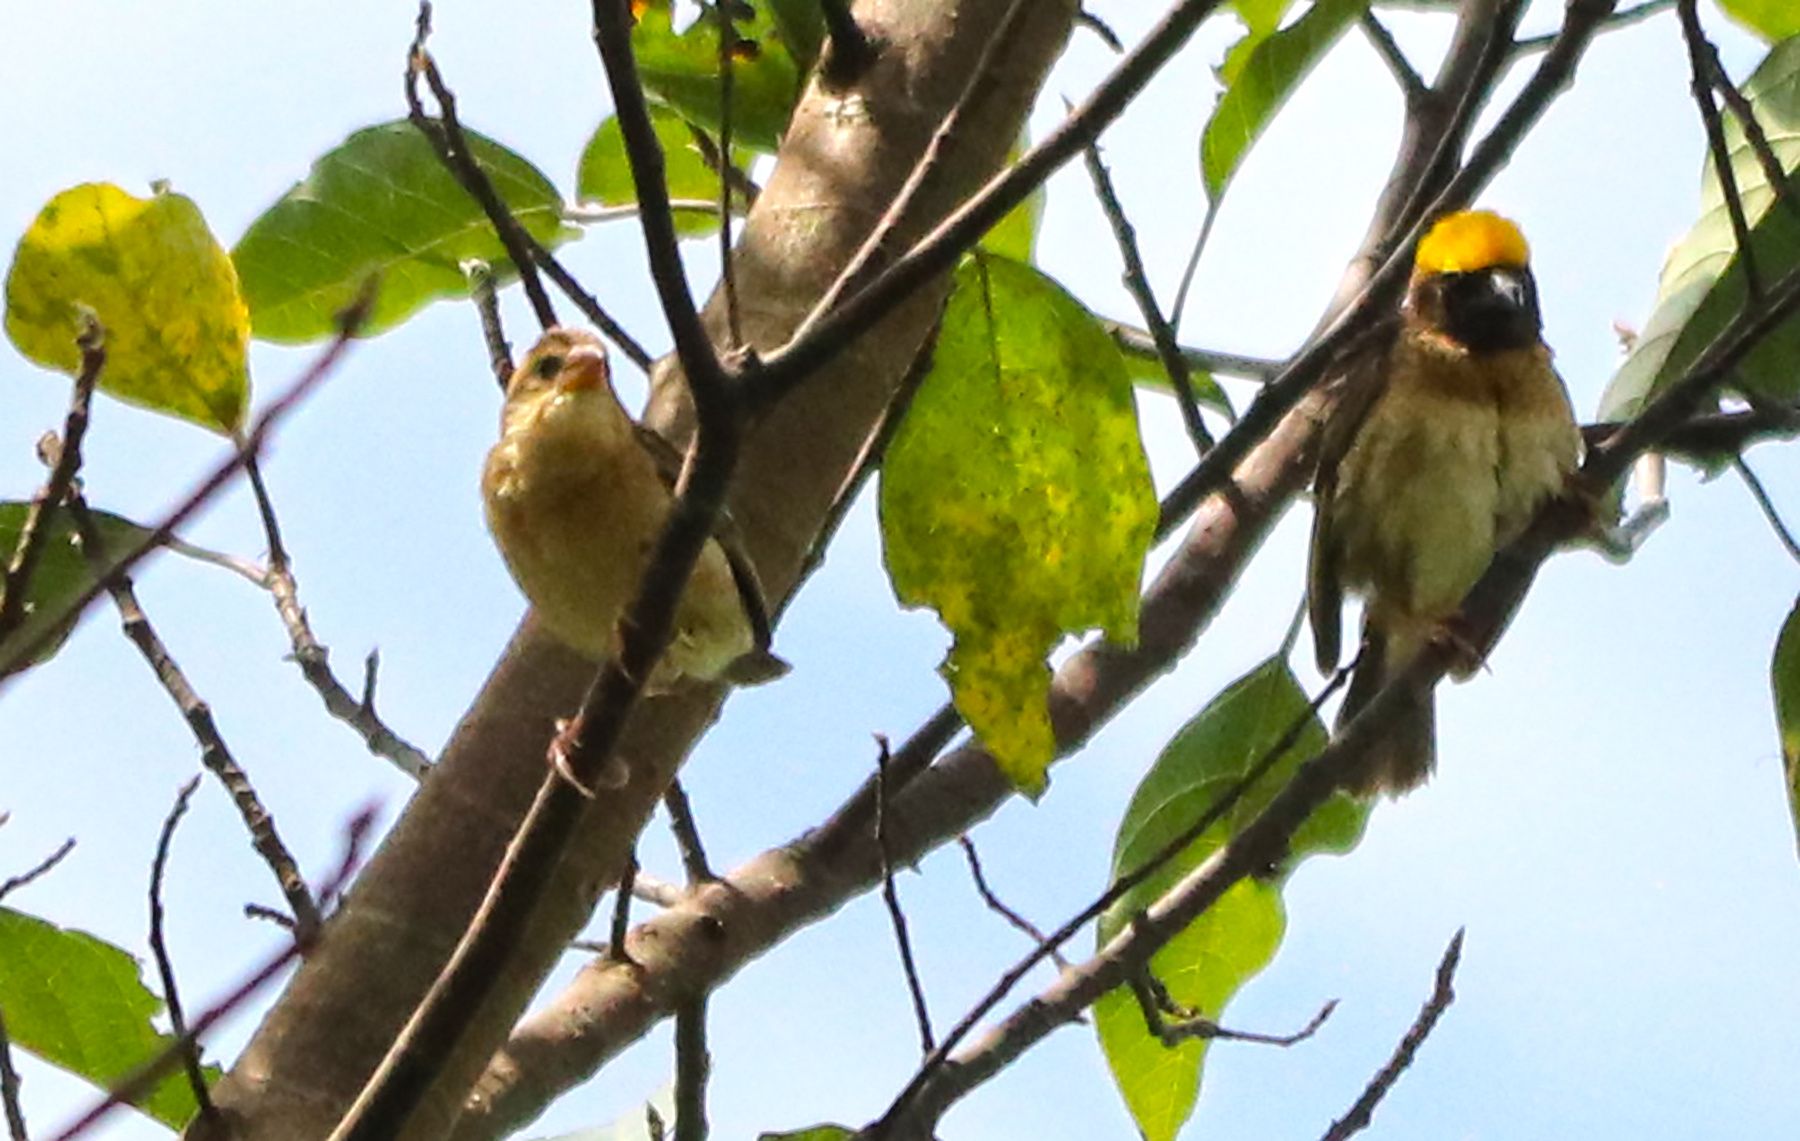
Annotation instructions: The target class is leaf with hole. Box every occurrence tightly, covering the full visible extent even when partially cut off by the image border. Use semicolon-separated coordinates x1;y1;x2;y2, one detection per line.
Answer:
1095;657;1368;1141
233;120;576;343
0;907;221;1129
880;253;1157;796
1599;36;1800;424
4;183;249;434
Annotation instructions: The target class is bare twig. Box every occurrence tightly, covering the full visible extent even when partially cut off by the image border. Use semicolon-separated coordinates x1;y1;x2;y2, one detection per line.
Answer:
1104;320;1282;382
0;839;75;905
687;126;760;212
717;2;743;349
876;737;934;1055
0;321;104;649
1129;956;1335;1047
0;1009;25;1141
1677;0;1762;304
69;494;322;943
629;871;684;908
0;292;371;682
1083;139;1213;452
464;259;514;389
958;836;1067;970
1074;8;1124;53
1701;41;1800;225
1732;454;1800;566
147;776;215;1125
1321;930;1466;1140
49;807;375;1141
672;996;709;1141
407;5;556;330
1360;12;1427;105
662;781;716;884
245;455;432;780
787;0;1034;355
609;853;639;965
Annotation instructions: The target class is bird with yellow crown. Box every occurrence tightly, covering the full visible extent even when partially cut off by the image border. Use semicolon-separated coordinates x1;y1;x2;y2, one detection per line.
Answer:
1308;209;1581;795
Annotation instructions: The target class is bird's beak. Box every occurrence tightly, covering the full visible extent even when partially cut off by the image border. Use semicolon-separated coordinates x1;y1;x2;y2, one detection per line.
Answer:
557;343;610;393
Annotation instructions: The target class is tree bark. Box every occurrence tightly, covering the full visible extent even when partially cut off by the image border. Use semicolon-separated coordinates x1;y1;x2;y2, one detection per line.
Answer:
198;2;1077;1138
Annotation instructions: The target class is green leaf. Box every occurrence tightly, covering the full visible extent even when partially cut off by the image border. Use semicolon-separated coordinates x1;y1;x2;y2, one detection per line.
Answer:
0;504;154;678
758;1130;854;1141
1094;658;1368;1141
1599;36;1800;423
0;907;219;1129
577;106;732;239
632;1;802;153
1774;594;1800;856
763;0;826;72
1202;0;1368;202
233;121;576;343
880;254;1157;795
1716;2;1800;42
4;183;249;434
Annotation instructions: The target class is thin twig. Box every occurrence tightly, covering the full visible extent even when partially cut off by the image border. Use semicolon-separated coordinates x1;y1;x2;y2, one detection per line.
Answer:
243;454;432;780
0;839;75;905
662;781;716;883
1360;12;1427;105
716;1;743;349
147;776;215;1125
1732;454;1800;566
1677;0;1762;304
564;200;725;225
958;836;1067;970
1104;320;1282;382
1083;138;1213;452
629;871;685;908
687;126;761;212
409;5;653;371
591;0;730;398
0;292;371;682
69;494;322;943
672;996;710;1141
864;664;1351;1133
609;852;639;965
875;737;935;1055
792;0;1034;346
1703;45;1800;226
1129;953;1335;1047
407;5;556;330
0;1009;25;1141
1512;0;1674;54
49;808;376;1141
1075;8;1124;53
0;321;104;649
1321;930;1466;1140
464;259;514;389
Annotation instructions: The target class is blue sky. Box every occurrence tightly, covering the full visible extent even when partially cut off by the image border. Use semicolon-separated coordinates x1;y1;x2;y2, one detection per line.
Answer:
2;2;1796;1139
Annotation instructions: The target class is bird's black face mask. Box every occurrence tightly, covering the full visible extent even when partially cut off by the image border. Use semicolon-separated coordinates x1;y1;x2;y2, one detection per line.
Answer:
1430;265;1543;354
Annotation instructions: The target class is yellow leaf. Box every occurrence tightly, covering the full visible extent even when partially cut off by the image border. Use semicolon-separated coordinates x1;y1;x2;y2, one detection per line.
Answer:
5;183;250;434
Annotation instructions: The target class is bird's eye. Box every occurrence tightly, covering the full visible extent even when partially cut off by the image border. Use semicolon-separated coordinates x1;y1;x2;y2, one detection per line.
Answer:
533;354;565;380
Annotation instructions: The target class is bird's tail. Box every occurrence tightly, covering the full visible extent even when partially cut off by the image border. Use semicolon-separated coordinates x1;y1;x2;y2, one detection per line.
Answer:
1336;623;1435;795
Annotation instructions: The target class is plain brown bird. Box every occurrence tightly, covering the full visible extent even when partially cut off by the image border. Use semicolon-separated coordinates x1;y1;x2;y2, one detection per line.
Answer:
1308;210;1581;795
482;327;785;689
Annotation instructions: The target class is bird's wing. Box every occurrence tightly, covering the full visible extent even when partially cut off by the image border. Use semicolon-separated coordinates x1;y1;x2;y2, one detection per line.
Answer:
632;421;779;656
1307;324;1395;675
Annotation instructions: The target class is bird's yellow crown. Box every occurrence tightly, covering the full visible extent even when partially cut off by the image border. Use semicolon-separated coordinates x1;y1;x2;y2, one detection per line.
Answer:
1414;210;1530;275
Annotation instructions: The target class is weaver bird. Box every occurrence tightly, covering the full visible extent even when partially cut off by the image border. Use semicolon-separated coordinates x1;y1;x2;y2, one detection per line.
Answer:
482;327;786;689
1308;210;1580;795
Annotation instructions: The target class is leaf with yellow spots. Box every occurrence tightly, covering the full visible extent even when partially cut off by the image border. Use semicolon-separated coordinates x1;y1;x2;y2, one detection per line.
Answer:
879;253;1157;796
4;183;249;434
